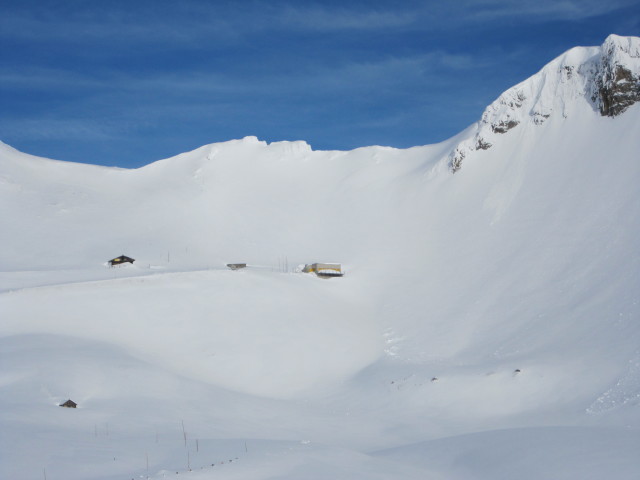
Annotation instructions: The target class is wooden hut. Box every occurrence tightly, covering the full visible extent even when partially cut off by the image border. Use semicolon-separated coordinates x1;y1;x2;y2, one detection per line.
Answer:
109;255;135;266
226;263;247;270
302;263;343;277
59;399;77;408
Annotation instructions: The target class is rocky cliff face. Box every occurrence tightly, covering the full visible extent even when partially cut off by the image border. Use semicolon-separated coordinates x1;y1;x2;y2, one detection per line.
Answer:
593;35;640;117
449;35;640;173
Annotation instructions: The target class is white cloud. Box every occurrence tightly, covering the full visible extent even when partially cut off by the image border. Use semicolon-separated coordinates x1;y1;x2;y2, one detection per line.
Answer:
1;0;636;48
455;0;640;22
274;4;416;31
0;117;114;141
0;67;106;90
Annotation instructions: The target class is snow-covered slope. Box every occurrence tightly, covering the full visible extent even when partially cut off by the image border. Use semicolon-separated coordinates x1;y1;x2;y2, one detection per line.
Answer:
1;35;640;480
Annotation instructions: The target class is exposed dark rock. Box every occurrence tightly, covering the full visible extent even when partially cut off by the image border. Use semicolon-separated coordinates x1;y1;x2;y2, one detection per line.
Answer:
563;65;574;80
450;149;465;173
596;64;640;117
509;91;526;108
475;137;492;150
532;112;551;125
491;119;520;134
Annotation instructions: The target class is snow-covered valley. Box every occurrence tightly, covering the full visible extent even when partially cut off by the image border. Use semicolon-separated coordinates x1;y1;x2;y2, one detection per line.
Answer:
1;35;640;479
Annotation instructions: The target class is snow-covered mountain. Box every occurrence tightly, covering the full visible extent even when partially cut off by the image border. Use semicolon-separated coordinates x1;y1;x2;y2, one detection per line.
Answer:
1;35;639;480
449;33;640;171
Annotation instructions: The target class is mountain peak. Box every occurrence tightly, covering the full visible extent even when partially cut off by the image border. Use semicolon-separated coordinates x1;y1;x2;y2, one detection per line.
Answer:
449;35;640;172
594;34;640;117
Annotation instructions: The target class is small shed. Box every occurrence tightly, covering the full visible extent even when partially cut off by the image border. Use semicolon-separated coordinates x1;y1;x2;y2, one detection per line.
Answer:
59;399;77;408
302;263;343;277
109;255;135;266
227;263;247;270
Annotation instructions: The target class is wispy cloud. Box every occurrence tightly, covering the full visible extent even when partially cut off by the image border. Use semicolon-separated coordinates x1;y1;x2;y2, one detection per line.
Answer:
0;47;495;151
0;3;236;45
1;0;635;48
0;117;115;141
0;67;107;91
452;0;640;22
0;47;487;99
0;2;413;46
274;4;416;31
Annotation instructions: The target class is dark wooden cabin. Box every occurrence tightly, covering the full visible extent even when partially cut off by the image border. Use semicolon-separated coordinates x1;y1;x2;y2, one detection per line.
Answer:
109;255;135;266
227;263;247;270
59;399;77;408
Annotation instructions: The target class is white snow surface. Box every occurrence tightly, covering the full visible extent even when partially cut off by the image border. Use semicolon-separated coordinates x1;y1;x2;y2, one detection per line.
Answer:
1;36;640;479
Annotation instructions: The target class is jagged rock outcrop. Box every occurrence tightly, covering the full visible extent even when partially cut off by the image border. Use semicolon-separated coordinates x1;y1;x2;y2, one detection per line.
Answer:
448;35;640;173
597;65;640;116
593;35;640;117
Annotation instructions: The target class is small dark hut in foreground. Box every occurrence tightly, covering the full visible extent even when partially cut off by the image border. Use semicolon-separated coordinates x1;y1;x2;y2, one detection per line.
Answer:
59;399;77;408
109;255;135;266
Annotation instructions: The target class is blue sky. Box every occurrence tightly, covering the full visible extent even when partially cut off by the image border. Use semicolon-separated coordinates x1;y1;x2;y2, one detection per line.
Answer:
1;0;639;168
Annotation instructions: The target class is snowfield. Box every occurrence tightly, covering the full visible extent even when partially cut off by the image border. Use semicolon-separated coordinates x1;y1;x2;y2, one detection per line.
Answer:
1;35;640;479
